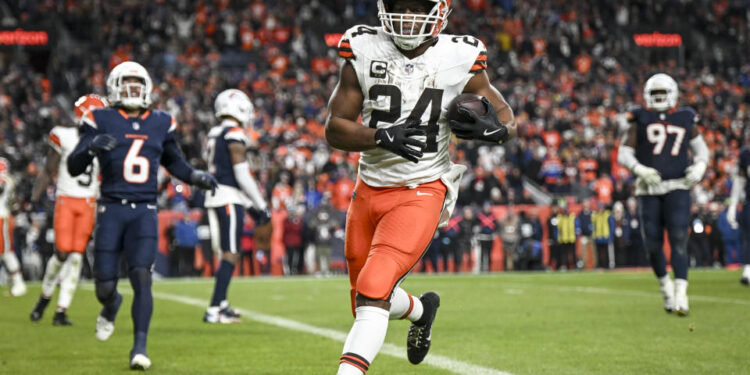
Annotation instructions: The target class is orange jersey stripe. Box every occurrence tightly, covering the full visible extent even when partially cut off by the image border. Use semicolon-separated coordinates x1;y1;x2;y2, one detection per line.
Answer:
49;133;61;147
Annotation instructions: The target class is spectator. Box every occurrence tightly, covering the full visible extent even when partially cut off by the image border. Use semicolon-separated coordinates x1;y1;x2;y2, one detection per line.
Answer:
172;213;200;277
476;202;499;272
593;201;615;269
308;198;340;276
282;205;305;275
576;199;595;268
556;202;578;270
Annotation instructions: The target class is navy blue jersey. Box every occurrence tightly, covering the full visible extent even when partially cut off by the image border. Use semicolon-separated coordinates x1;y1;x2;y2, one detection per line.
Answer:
68;108;196;203
205;122;249;188
740;147;750;199
632;107;698;180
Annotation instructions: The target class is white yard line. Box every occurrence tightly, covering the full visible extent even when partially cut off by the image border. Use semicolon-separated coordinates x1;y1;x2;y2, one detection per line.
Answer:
147;290;515;375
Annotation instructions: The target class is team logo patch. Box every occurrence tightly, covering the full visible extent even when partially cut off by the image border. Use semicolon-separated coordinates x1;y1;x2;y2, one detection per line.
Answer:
133;122;140;130
405;63;414;74
351;191;357;200
370;61;387;79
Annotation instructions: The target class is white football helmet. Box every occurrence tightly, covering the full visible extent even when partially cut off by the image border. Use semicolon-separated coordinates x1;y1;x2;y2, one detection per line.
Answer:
106;61;153;109
643;73;678;112
378;0;451;51
214;89;254;126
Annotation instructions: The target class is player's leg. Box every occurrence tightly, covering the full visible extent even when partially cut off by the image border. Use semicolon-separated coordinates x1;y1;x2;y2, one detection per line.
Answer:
665;190;691;315
205;204;243;323
740;202;750;285
638;195;674;312
93;204;125;341
337;180;382;375
123;205;158;368
32;199;73;321
338;180;446;374
1;217;25;296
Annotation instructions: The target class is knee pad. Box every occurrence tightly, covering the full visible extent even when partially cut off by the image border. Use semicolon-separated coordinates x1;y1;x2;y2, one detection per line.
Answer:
128;267;152;289
668;229;689;256
95;279;117;304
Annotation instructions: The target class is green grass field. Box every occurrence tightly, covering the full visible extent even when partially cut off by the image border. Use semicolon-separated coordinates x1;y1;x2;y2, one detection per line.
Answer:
1;269;749;375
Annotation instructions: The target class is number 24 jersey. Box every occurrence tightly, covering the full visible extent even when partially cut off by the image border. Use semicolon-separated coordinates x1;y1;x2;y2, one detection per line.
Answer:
338;25;487;188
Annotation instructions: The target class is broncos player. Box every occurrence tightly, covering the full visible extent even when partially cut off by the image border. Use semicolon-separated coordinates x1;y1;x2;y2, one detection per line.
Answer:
617;73;709;316
30;94;106;326
327;0;515;373
726;144;750;286
203;89;270;324
67;61;217;370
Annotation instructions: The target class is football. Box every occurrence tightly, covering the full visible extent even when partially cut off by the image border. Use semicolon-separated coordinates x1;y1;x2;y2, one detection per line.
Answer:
446;93;487;123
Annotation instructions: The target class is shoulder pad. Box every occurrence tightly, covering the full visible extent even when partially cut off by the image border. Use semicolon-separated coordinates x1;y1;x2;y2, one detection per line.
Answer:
339;25;383;61
443;34;487;73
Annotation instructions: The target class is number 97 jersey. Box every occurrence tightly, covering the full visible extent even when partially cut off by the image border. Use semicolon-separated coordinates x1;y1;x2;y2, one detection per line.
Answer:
631;106;698;180
49;126;100;198
338;25;487;188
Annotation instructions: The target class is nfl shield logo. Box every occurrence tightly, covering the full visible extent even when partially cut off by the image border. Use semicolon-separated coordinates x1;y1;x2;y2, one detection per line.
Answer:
405;64;414;74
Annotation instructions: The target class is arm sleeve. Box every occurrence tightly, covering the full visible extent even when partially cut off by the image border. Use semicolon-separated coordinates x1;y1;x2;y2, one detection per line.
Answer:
730;174;746;207
233;161;268;210
67;124;96;177
689;134;709;165
616;145;640;172
160;137;195;183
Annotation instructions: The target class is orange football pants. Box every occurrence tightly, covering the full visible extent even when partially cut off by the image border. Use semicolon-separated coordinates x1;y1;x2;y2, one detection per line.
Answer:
345;177;446;313
54;196;96;253
0;217;13;254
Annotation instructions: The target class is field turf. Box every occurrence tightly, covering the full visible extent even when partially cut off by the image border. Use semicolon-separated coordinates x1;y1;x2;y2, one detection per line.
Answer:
1;269;748;374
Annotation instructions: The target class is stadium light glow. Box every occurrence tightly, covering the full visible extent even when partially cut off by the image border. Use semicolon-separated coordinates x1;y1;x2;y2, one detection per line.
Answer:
633;32;682;47
0;29;49;46
325;33;344;47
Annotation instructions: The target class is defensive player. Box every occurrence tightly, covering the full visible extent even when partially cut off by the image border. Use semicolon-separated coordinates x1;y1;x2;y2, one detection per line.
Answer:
67;61;217;370
617;73;709;316
203;89;270;323
30;94;106;326
0;157;26;297
326;1;515;373
726;145;750;285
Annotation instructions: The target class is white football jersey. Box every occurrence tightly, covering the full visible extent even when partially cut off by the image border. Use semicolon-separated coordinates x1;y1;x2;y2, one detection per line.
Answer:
48;126;100;198
0;174;14;218
338;25;487;188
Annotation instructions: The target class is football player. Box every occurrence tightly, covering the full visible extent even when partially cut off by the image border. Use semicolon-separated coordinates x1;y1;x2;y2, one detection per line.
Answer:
202;89;270;323
0;157;26;297
617;73;709;316
326;1;515;373
726;144;750;285
67;61;217;370
30;94;107;326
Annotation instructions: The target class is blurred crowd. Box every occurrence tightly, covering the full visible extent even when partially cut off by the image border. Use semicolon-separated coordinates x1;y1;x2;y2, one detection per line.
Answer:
1;0;749;278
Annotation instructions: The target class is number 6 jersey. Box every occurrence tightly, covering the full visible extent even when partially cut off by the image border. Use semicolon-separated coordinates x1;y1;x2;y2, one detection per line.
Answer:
49;126;100;198
338;25;487;188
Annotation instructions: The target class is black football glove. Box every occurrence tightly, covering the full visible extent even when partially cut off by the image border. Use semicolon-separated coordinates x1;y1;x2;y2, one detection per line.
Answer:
247;206;272;226
374;119;426;163
449;97;509;144
88;134;117;154
190;170;218;193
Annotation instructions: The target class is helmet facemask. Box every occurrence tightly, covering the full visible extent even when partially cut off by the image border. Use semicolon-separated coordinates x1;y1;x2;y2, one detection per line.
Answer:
378;0;451;51
643;73;678;112
107;61;153;110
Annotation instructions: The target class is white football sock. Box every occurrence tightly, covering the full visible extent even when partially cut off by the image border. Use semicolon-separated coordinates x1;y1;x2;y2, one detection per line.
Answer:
657;274;671;286
3;251;20;273
41;255;64;298
674;278;688;295
742;265;750;279
389;287;424;322
337;306;389;375
57;253;83;310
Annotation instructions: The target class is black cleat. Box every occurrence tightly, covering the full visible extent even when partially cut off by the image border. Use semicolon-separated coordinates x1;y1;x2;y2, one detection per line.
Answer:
741;277;749;286
53;311;73;326
30;297;51;322
407;292;440;365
